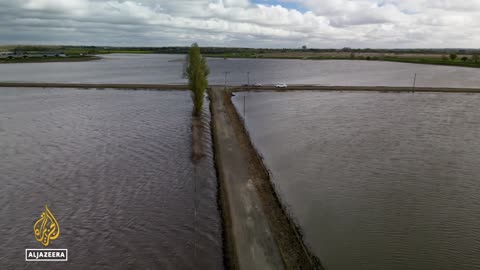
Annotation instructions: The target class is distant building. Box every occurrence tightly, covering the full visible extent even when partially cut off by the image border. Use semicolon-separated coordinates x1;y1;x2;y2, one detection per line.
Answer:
0;51;14;58
7;51;66;58
28;52;67;57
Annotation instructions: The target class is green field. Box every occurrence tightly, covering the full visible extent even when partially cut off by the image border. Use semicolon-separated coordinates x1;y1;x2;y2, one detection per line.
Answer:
2;45;480;68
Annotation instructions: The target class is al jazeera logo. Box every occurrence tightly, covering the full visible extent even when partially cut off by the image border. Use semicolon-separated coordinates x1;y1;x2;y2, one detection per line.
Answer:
25;205;68;261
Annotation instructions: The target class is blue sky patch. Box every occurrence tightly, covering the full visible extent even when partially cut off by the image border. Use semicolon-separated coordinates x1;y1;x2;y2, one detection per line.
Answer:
252;0;308;13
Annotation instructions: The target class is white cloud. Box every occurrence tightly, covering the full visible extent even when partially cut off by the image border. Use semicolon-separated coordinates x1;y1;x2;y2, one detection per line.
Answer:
2;0;480;48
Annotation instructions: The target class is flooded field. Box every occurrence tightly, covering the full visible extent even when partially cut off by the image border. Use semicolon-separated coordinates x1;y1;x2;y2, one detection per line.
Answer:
0;88;222;269
233;91;480;270
2;54;480;88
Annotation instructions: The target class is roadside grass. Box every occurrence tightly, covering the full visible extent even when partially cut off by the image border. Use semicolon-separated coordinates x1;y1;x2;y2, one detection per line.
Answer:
206;53;480;68
63;48;156;54
381;57;480;68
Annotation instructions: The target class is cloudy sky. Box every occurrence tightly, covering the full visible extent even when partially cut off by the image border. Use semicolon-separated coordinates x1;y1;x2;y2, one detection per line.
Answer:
1;0;480;48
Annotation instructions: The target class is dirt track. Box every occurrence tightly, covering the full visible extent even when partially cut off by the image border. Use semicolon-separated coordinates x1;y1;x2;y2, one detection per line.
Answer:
209;87;322;270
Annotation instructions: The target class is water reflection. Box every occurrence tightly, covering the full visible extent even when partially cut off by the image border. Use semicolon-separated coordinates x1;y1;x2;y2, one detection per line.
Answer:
233;91;480;270
0;88;222;269
2;54;480;88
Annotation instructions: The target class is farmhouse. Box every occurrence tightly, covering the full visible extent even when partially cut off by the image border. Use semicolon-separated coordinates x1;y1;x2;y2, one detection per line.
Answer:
0;51;14;58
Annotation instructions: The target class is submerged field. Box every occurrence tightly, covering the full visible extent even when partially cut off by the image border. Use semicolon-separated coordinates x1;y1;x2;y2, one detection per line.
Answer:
3;54;480;88
233;91;480;270
3;53;480;269
0;88;222;269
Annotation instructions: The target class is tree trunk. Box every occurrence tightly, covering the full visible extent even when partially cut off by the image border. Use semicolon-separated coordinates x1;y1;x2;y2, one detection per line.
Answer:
191;115;204;162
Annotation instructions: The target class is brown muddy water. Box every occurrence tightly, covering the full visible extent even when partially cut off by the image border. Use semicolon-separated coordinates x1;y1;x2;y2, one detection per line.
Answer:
233;91;480;270
0;88;222;269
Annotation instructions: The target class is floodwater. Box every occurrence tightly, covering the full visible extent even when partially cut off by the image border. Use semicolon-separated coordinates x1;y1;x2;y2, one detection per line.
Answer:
0;88;222;269
1;53;480;88
233;91;480;270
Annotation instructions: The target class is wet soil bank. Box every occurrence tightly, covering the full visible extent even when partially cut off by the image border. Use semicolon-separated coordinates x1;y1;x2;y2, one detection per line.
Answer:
233;85;480;93
209;87;323;269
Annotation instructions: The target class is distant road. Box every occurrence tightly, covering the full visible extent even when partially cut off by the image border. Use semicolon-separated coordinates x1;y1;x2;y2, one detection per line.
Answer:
2;82;480;93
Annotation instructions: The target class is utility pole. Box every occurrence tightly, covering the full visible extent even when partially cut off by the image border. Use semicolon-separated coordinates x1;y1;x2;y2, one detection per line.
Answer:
412;73;417;92
243;95;246;120
223;71;230;89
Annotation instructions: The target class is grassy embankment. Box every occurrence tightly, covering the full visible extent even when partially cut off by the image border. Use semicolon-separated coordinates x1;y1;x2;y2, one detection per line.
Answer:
0;56;99;63
0;45;156;55
0;45;153;64
206;51;480;68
